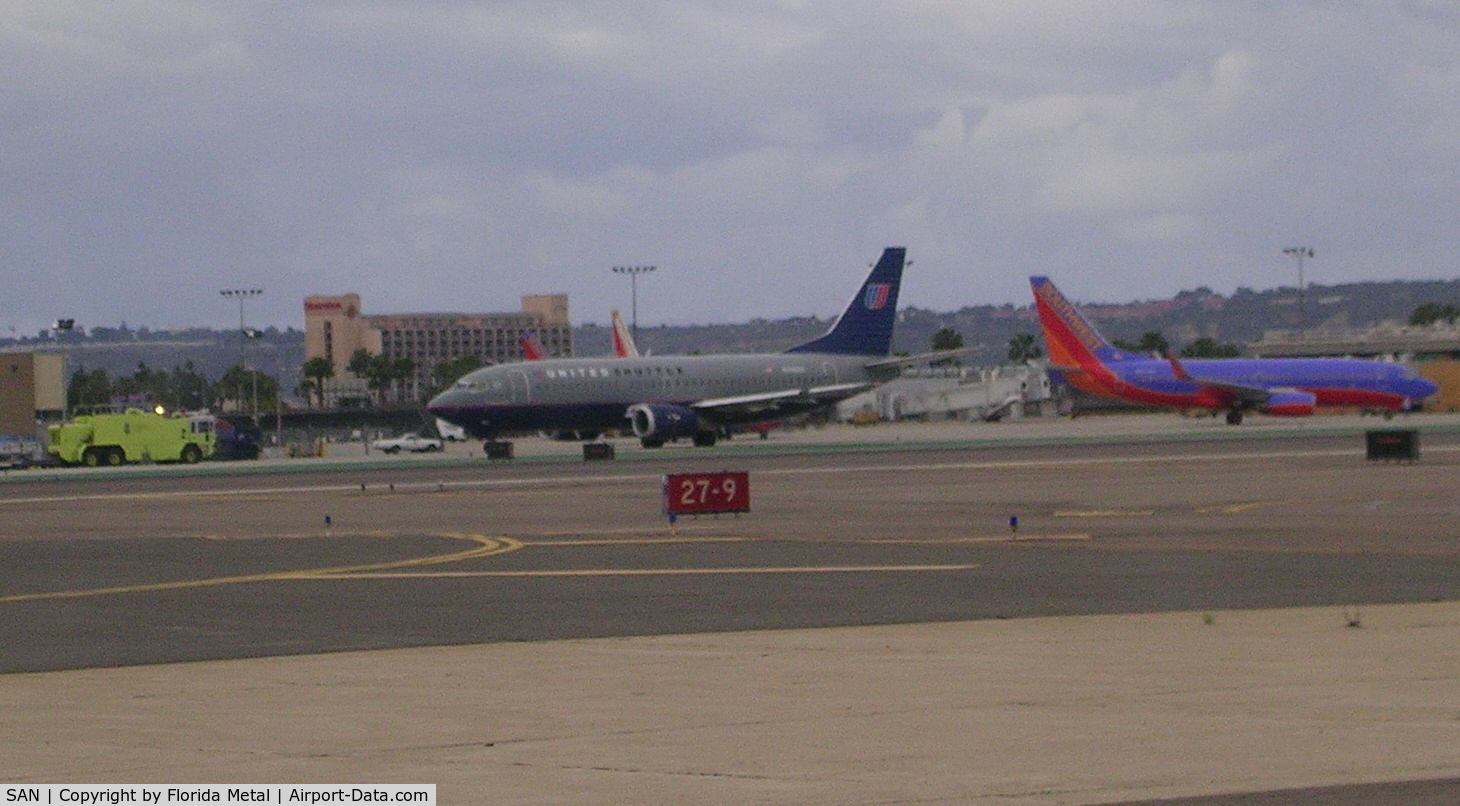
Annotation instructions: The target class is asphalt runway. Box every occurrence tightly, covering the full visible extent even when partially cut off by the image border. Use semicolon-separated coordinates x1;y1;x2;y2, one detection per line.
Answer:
5;418;1460;804
3;429;1460;673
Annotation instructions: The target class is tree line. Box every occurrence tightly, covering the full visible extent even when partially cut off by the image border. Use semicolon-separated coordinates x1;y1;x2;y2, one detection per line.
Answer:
297;350;484;407
1410;303;1460;327
1109;332;1242;358
66;301;1455;415
67;348;486;415
68;362;280;415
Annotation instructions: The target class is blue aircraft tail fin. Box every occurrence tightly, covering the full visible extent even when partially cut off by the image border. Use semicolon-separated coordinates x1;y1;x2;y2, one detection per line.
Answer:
787;247;906;356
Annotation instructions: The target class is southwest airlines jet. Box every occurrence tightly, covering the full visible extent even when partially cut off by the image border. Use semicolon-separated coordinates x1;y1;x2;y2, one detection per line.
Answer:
521;311;637;361
1030;275;1438;424
610;309;641;358
429;247;913;447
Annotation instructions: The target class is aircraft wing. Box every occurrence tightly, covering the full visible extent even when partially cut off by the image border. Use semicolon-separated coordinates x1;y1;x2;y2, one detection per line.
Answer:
690;382;873;418
1163;354;1267;406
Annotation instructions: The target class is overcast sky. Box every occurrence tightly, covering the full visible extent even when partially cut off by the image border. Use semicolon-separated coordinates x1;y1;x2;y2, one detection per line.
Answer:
4;1;1459;336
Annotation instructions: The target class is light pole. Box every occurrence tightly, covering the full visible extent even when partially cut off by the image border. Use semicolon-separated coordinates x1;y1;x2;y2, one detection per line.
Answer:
220;288;263;414
50;318;76;416
1282;247;1313;337
611;265;656;343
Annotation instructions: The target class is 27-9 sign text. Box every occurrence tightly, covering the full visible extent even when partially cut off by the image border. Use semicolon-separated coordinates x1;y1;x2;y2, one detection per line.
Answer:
663;471;750;516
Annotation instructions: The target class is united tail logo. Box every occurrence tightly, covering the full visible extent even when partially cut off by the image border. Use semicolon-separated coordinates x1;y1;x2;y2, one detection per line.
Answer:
863;283;892;311
786;246;905;356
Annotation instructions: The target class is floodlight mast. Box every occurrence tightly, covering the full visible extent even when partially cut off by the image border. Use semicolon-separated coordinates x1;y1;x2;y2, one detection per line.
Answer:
220;288;263;414
611;265;656;342
1282;247;1314;337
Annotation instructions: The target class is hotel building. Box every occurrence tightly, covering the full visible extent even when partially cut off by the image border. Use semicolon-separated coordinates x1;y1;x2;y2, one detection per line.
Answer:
303;293;571;404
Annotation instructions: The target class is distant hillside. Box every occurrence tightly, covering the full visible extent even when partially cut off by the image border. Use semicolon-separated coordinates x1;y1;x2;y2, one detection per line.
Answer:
1071;278;1460;349
888;277;1460;363
4;327;307;391
5;279;1457;391
575;317;832;358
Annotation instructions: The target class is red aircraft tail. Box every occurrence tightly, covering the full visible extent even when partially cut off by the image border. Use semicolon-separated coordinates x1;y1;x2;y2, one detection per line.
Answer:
520;332;546;361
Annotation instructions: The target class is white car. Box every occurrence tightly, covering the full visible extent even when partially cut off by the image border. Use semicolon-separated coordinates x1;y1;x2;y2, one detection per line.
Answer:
370;433;444;454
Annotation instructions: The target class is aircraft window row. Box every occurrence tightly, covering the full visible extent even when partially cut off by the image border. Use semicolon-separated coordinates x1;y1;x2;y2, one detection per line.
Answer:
613;366;685;376
540;366;689;380
544;367;612;379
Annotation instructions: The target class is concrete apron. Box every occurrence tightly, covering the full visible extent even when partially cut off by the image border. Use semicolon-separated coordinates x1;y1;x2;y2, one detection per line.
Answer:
7;601;1460;806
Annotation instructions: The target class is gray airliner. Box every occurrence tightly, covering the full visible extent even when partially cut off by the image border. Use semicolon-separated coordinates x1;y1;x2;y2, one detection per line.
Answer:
428;247;912;447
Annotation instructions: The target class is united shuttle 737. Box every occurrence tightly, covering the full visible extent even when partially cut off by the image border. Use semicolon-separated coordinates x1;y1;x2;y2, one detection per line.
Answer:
1030;275;1438;423
429;247;917;447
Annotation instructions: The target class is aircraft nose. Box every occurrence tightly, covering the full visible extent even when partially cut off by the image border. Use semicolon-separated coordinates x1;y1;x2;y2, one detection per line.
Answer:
1413;376;1440;400
426;389;462;414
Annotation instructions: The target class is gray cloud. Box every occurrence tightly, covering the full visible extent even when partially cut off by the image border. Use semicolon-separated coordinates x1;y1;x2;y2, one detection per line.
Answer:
3;1;1458;339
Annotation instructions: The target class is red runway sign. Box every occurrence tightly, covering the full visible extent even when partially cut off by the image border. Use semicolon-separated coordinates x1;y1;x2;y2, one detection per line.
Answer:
663;471;750;516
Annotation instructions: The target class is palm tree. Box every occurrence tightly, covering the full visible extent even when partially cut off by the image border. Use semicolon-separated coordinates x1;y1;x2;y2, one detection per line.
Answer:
431;355;484;396
1007;333;1043;363
1179;338;1242;358
301;356;335;408
388;356;416;402
931;327;964;367
1114;331;1170;356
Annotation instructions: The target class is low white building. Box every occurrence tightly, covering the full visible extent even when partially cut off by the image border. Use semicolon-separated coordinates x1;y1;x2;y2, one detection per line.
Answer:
837;363;1054;423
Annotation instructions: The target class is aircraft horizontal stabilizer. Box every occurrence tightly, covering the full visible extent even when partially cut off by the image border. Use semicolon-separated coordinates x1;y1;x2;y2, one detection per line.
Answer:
862;346;978;373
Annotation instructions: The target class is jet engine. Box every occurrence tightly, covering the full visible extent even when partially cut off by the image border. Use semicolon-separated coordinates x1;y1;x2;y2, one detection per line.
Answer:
1262;390;1318;417
627;403;701;446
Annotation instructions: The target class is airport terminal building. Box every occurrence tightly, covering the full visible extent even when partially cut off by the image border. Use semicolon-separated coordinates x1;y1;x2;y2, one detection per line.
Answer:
304;293;571;405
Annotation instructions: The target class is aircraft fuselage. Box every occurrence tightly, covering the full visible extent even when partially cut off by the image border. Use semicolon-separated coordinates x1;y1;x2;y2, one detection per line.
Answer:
428;353;873;438
1064;356;1436;412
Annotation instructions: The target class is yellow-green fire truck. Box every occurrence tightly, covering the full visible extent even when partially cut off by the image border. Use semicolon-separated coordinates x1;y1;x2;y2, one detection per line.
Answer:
48;408;214;467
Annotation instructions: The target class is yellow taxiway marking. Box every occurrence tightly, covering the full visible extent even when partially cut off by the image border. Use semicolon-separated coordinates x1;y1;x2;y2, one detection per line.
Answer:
527;525;738;537
318;564;981;579
528;536;755;547
0;534;522;604
201;529;399;541
526;534;1090;547
962;533;1091;542
1054;510;1155;518
857;534;1090;543
1195;499;1334;514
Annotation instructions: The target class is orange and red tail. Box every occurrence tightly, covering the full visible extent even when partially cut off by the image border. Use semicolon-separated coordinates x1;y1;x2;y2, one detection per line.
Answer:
1029;276;1135;371
610;309;640;358
520;331;546;361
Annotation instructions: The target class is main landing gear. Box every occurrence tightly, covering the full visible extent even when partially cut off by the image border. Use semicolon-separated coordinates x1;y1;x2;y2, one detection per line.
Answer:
482;440;514;459
639;430;723;449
